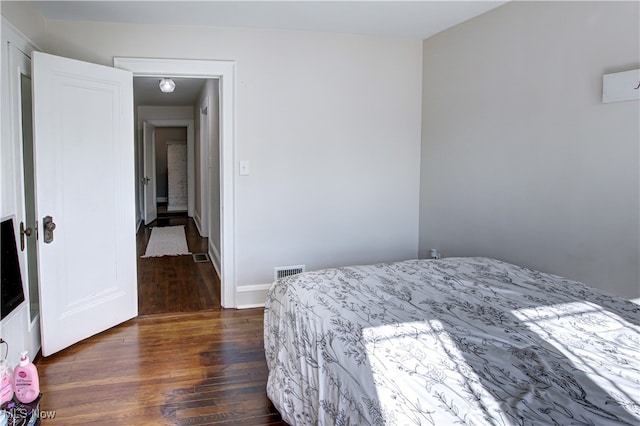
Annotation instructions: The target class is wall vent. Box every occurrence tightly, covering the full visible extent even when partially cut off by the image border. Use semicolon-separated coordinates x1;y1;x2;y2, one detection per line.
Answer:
274;265;306;280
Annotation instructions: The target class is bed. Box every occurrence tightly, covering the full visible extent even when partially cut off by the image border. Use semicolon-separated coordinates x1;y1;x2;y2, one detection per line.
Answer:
264;257;639;425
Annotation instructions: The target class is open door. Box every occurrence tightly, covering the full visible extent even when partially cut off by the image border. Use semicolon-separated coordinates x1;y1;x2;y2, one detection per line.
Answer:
32;52;137;356
143;121;157;224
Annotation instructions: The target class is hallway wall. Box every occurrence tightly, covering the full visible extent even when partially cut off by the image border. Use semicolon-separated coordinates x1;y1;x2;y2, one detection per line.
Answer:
194;79;221;273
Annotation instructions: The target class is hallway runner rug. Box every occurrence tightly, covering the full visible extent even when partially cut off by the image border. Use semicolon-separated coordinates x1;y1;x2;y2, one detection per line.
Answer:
141;225;191;258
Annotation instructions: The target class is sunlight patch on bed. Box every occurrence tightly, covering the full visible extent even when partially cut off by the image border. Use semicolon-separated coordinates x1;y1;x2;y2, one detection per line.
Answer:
511;301;640;418
362;320;502;424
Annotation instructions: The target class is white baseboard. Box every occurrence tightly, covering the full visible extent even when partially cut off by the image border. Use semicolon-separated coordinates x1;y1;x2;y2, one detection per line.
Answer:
235;283;271;309
209;241;221;279
205;242;270;310
156;197;168;203
193;211;203;236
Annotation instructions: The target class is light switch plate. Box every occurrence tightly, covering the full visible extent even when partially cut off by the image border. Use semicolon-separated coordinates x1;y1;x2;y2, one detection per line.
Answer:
239;160;250;176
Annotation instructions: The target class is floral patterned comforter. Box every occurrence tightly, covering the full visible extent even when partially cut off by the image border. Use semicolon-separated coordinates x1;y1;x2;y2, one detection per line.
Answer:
264;257;640;425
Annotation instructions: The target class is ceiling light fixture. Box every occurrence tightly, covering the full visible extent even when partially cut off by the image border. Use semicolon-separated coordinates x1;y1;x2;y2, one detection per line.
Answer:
159;78;175;93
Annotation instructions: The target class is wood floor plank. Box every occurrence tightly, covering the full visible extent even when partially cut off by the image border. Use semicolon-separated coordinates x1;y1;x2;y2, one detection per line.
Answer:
35;309;285;425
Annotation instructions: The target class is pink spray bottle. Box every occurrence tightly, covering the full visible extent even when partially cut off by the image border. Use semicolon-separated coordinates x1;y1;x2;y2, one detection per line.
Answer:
13;351;40;403
0;358;13;405
0;339;13;405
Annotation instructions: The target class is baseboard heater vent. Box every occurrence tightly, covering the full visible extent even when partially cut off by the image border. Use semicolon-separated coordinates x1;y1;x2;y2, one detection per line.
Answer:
274;265;306;280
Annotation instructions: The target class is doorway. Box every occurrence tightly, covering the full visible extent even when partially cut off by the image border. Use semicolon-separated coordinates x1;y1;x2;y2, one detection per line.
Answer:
115;57;237;309
132;73;224;314
136;119;215;314
155;128;188;215
141;118;196;225
136;105;216;314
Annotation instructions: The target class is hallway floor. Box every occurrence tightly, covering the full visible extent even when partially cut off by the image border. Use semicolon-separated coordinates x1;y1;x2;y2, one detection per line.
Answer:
137;215;221;315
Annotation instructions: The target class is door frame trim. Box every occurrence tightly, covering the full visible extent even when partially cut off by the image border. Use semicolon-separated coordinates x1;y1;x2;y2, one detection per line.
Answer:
142;121;157;224
114;57;236;308
8;43;39;331
199;96;210;238
146;119;195;217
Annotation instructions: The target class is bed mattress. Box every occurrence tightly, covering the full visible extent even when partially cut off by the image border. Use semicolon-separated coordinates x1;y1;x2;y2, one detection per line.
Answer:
264;257;639;425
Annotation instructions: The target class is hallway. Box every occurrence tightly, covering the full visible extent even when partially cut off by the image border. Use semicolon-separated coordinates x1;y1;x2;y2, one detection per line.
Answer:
137;215;221;315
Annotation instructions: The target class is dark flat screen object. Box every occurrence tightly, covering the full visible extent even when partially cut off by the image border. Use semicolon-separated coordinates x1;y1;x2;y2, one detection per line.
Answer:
1;218;26;320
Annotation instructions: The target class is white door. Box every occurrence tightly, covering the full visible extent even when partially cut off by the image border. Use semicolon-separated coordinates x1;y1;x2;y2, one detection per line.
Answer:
32;52;137;357
143;121;157;224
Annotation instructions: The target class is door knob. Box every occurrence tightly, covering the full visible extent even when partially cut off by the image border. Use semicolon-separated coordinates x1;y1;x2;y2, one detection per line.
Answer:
43;215;56;244
20;221;32;251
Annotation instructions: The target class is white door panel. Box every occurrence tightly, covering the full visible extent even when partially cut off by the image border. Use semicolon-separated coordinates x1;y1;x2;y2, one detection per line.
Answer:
32;52;137;356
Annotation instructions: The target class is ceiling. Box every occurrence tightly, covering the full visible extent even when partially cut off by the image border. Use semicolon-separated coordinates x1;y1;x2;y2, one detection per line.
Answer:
31;1;507;106
32;1;507;40
133;77;207;106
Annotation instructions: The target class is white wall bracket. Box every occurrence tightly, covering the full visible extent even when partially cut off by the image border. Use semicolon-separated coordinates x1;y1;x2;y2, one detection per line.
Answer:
602;69;640;103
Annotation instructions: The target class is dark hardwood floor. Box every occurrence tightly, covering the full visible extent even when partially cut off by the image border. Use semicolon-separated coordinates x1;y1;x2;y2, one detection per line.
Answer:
33;211;286;425
34;309;286;425
137;215;220;315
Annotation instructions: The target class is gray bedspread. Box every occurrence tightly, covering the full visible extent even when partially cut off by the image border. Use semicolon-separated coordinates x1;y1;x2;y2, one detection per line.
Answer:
264;257;639;425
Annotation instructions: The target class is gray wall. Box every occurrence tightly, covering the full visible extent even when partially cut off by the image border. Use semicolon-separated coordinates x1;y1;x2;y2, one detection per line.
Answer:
420;1;640;298
37;15;422;291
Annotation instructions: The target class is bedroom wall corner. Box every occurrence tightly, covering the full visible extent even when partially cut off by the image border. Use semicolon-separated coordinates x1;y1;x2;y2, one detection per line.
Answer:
418;1;640;299
0;1;46;49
